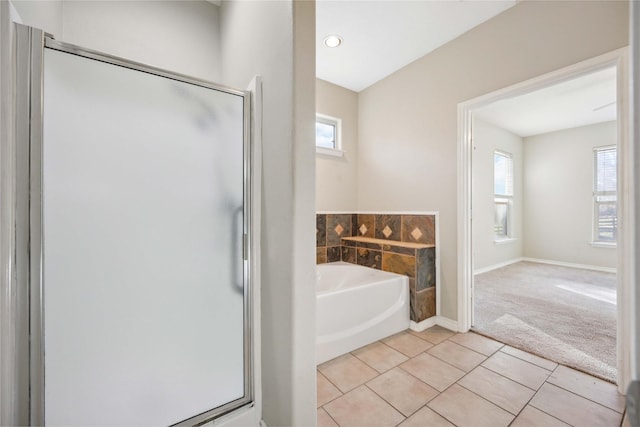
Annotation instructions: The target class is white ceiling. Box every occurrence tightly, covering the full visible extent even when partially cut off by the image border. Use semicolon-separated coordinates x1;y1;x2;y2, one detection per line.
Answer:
316;0;516;93
473;67;617;137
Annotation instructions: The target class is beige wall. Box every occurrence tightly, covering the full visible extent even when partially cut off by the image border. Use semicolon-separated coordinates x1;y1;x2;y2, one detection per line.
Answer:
11;0;222;82
357;0;628;320
316;79;358;211
472;119;523;271
221;1;317;425
523;121;617;269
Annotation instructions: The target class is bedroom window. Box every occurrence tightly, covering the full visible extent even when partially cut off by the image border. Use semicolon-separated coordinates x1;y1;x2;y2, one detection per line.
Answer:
494;151;513;240
593;146;617;244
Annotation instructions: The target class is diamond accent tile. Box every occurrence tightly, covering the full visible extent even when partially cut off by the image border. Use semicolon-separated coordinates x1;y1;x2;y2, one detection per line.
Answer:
334;224;344;236
382;225;393;238
411;227;423;241
359;224;368;235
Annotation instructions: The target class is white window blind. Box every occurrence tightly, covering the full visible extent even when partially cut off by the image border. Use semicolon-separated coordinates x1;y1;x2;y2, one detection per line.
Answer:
494;151;513;239
593;146;617;243
494;151;513;196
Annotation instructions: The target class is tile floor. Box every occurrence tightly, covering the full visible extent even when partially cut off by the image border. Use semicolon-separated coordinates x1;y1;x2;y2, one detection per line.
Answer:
317;326;626;427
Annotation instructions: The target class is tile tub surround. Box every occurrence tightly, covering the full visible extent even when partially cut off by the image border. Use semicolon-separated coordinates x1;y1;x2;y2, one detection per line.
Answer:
316;213;437;322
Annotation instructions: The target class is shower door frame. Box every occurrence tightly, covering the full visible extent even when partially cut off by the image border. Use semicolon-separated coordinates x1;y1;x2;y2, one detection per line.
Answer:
15;24;255;426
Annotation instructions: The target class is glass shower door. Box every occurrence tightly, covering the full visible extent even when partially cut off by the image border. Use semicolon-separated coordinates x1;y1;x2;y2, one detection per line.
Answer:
31;35;251;426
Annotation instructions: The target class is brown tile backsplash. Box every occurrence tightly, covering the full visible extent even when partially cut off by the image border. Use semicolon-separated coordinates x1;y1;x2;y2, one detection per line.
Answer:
342;246;356;264
411;288;436;323
317;247;327;264
357;248;383;270
316;212;437;322
382;252;416;278
316;214;327;247
417;247;436;291
327;246;342;263
326;214;353;246
356;214;375;238
401;215;435;245
375;214;402;241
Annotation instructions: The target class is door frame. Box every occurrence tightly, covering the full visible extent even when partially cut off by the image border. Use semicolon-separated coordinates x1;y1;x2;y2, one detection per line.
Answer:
456;47;632;393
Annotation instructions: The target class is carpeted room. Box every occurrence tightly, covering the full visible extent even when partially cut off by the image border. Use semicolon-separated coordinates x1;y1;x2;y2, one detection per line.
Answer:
470;73;619;383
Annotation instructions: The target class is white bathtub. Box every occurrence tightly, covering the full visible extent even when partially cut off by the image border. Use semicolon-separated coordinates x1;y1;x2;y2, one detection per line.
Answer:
316;262;410;364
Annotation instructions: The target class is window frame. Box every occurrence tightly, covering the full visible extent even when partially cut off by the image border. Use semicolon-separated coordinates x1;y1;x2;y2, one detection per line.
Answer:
315;113;344;157
493;150;513;242
592;145;617;246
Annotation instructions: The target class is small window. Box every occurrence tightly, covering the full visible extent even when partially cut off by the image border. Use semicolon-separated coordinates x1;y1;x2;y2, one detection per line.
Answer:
316;114;343;156
494;151;513;240
593;146;617;243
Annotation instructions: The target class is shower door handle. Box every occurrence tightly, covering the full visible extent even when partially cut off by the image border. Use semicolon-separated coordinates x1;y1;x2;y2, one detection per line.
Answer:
231;205;244;295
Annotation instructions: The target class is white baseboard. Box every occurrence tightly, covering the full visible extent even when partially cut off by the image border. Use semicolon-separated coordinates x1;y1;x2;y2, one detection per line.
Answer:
410;316;459;333
410;317;437;332
436;316;460;332
474;258;524;275
473;257;616;274
522;257;617;274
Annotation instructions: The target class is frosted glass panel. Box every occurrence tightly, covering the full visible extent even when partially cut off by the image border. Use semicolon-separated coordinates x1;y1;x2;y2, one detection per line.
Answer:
42;48;246;425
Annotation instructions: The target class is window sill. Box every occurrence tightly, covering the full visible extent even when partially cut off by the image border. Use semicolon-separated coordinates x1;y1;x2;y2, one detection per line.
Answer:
590;241;617;249
494;238;517;245
316;147;345;158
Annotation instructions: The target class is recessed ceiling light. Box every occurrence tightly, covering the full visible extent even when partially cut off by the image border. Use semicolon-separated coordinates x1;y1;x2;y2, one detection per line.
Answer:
323;35;342;48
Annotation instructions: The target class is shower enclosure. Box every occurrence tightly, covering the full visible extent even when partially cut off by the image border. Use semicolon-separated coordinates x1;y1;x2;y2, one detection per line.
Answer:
13;24;254;425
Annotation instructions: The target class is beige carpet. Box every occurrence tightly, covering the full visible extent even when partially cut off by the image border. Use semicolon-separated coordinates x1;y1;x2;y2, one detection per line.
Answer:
472;261;616;382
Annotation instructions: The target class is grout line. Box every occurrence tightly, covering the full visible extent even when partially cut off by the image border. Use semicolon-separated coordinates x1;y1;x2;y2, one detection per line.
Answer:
448;332;505;356
319;406;341;427
496;345;557;372
524;401;574;426
316;370;347;401
362;383;409;423
455;382;518;418
542;381;625;415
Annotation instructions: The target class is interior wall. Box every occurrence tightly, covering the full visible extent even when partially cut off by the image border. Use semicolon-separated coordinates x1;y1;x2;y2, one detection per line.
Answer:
1;1;18;424
472;118;523;271
632;0;640;388
316;78;358;211
357;0;628;321
10;0;222;82
220;1;316;426
6;2;266;425
523;121;617;269
9;0;62;37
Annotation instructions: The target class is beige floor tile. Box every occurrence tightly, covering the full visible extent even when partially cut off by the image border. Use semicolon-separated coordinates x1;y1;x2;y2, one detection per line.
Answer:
352;341;409;373
367;367;439;416
428;383;514;427
317;371;342;407
547;364;625;413
501;345;558;371
427;340;486;372
482;351;551;390
530;383;622;426
382;331;433;357
458;366;535;415
324;385;405;427
398;406;455;427
400;353;465;391
317;408;339;427
449;332;503;356
318;353;379;393
510;406;570;427
409;325;455;344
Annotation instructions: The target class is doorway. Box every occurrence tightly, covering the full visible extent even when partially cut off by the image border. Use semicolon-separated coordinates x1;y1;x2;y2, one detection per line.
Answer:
457;48;632;392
